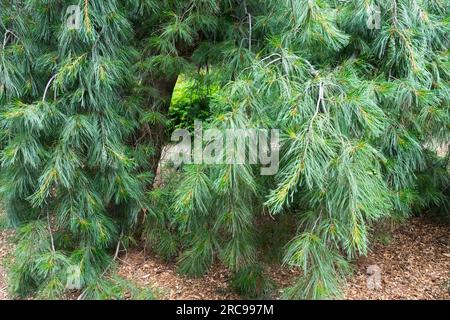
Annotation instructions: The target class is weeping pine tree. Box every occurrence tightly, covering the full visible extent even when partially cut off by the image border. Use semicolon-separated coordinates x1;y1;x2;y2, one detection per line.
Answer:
0;0;159;298
0;0;449;299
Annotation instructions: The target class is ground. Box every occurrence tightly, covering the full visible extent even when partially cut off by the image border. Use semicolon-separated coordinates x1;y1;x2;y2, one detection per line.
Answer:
344;216;450;299
0;227;13;300
0;216;449;300
119;216;450;300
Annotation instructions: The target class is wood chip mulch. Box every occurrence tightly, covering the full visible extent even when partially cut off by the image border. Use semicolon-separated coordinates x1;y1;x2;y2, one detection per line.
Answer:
0;215;448;300
117;252;240;300
0;228;14;300
118;216;449;300
344;216;450;300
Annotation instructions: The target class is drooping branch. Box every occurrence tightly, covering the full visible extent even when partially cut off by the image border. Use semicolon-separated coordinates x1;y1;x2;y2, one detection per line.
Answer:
42;74;57;103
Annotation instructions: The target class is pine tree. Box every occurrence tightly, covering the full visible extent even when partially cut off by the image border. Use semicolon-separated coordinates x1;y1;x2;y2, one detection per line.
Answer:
144;0;449;299
0;0;157;298
0;0;448;299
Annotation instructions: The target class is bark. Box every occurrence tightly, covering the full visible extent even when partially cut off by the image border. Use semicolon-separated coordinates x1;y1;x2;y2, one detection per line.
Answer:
147;76;179;181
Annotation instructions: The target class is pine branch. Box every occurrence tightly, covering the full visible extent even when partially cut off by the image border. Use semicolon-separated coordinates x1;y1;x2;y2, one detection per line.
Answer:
42;74;57;103
243;0;252;52
46;209;55;252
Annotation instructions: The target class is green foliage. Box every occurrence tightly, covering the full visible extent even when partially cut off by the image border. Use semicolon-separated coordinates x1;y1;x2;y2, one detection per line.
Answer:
81;275;154;300
7;221;71;298
230;264;275;299
0;0;155;299
379;234;393;246
143;0;449;299
1;0;449;300
258;214;297;264
168;75;215;131
0;210;9;230
144;182;181;261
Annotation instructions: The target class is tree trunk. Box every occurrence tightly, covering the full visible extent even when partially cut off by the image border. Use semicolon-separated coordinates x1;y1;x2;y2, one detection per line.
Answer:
146;76;179;186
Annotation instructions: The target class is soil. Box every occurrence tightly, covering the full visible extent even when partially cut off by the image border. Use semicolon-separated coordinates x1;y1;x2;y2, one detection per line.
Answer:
116;216;449;300
344;216;450;299
0;228;14;300
0;216;449;300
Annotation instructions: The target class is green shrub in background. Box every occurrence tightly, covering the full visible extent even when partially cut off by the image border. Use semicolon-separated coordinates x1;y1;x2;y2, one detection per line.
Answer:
168;75;216;132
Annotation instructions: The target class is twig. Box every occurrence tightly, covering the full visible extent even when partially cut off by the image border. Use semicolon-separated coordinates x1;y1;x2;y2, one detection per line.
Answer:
1;30;19;94
76;230;124;300
117;257;131;266
243;0;252;52
289;0;297;26
42;74;57;103
300;81;324;166
2;29;18;51
46;209;55;252
391;0;398;26
181;0;196;20
2;31;10;52
113;231;123;261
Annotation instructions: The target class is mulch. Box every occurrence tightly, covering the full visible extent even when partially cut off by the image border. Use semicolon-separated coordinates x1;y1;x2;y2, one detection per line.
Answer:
117;252;239;300
344;216;450;299
117;216;449;300
0;215;448;300
0;228;14;300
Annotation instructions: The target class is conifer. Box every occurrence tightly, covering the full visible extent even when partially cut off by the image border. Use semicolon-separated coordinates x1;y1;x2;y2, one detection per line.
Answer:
1;0;448;299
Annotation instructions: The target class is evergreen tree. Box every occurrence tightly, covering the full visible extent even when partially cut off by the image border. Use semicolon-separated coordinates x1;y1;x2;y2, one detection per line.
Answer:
0;0;448;299
144;0;450;299
0;0;156;298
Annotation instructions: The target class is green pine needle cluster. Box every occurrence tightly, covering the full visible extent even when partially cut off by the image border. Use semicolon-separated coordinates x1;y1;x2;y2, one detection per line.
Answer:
1;0;449;299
